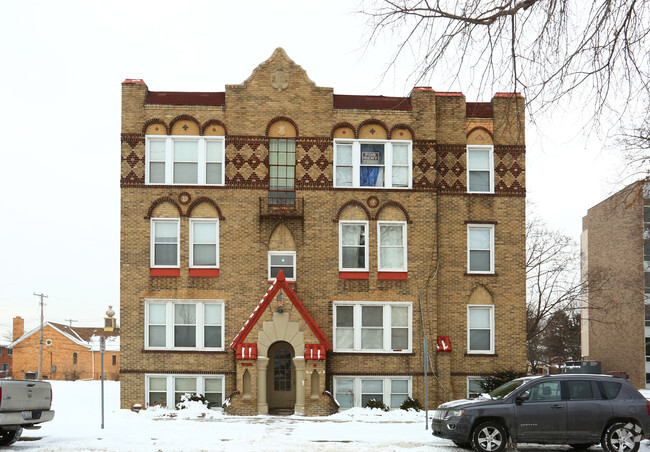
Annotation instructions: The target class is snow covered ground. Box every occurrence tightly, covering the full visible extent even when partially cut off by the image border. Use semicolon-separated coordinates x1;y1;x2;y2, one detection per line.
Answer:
10;380;650;452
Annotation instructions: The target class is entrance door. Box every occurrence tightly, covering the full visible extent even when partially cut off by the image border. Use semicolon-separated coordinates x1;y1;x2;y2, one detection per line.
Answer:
267;341;296;412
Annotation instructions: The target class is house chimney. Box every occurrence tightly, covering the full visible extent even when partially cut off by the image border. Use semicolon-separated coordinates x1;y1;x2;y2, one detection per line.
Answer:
13;316;24;341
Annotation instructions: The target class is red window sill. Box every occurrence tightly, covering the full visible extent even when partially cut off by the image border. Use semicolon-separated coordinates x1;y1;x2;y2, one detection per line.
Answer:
268;280;296;284
339;272;369;280
378;272;408;280
150;268;180;277
190;268;220;277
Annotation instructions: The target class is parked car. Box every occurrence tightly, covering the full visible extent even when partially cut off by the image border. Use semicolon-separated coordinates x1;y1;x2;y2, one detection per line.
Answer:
0;379;55;446
431;374;649;452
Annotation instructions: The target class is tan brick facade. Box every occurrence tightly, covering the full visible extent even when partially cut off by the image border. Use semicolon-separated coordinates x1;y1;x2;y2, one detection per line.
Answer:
120;48;526;414
582;182;645;387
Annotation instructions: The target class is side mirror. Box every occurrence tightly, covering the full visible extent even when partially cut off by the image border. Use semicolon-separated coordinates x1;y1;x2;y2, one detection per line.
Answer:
515;393;530;405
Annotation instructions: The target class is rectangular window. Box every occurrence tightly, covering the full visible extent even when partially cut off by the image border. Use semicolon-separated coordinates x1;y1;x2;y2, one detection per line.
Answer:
146;374;225;409
269;139;296;206
467;376;486;398
334;139;412;189
145;300;224;350
334;302;412;353
268;251;296;281
190;219;219;268
339;221;368;271
112;354;117;366
467;145;494;193
151;219;180;268
468;305;494;354
378;222;407;271
333;377;411;409
468;224;495;273
145;136;225;186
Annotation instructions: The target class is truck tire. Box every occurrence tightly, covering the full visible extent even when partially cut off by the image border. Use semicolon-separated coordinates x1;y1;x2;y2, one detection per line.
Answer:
602;421;642;452
0;427;22;446
471;421;507;452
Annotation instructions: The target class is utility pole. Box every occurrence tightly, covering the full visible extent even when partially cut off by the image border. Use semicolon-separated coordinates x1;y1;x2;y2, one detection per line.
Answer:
65;319;78;328
34;292;48;380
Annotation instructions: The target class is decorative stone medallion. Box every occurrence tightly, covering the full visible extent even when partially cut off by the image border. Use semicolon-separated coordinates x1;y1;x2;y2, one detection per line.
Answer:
178;192;191;205
271;66;289;91
367;196;379;208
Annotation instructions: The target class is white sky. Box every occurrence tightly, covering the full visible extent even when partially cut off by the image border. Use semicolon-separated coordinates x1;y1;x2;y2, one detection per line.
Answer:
0;1;631;336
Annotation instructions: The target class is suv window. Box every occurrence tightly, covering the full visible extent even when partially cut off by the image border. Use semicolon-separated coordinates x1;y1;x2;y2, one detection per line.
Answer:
602;381;622;399
523;381;562;402
568;380;593;400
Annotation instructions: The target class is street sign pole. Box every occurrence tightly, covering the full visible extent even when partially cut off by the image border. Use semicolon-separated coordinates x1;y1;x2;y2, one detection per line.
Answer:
100;336;105;429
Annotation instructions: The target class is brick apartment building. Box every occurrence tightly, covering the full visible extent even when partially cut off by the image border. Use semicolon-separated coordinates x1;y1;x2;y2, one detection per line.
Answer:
120;48;526;415
0;341;12;377
581;181;646;388
10;308;120;381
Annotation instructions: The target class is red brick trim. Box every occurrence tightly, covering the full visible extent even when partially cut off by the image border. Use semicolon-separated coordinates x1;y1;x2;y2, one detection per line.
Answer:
144;196;183;219
150;268;180;277
139;350;229;355
389;124;415;140
201;119;228;136
463;353;499;357
378;272;407;280
121;133;145;149
464;272;498;277
189;268;219;277
464;220;498;224
339;272;369;280
374;201;412;223
333;200;371;222
265;116;299;137
169;115;201;135
122;368;235;374
185;197;225;220
466;126;494;140
330;122;357;139
142;118;168;136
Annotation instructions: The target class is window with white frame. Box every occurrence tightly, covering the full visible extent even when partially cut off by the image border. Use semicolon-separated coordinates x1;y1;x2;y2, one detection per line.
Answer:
145;300;224;350
145;136;225;185
378;221;407;271
334;140;412;189
467;224;495;273
146;374;225;408
268;251;296;281
334;377;411;409
190;219;219;268
334;302;411;353
339;221;368;271
467;376;487;398
467;145;494;193
151;219;180;268
468;305;494;353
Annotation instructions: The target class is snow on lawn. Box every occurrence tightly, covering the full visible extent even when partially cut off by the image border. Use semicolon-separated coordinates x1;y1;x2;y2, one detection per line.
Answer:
12;380;650;452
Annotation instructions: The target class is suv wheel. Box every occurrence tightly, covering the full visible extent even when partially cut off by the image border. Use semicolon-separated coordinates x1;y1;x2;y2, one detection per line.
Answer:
471;421;507;452
602;421;642;452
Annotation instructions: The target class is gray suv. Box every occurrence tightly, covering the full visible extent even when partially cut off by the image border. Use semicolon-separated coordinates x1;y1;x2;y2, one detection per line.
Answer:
431;374;650;452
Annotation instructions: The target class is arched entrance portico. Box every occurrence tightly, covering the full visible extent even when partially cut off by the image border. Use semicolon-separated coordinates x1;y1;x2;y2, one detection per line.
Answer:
267;341;296;413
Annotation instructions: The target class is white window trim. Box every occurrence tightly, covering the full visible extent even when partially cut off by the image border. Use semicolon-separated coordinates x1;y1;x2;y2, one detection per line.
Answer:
145;373;225;410
467;224;495;274
333;139;413;189
466;145;494;194
339;221;369;272
377;221;408;272
150;218;180;269
467;304;495;354
333;376;412;409
144;299;225;351
333;301;412;353
145;135;225;186
268;251;296;281
189;218;219;269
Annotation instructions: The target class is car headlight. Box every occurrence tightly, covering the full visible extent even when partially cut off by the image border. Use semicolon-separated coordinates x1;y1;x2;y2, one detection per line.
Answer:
445;410;465;419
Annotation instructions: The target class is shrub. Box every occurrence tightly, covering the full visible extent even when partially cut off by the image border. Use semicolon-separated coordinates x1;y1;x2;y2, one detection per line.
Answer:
400;397;422;411
176;393;210;410
479;369;527;393
364;399;389;412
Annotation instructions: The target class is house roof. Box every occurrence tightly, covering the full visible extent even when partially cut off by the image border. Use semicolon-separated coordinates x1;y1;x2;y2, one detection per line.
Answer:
466;102;494;118
230;271;332;351
146;91;226;106
10;322;120;350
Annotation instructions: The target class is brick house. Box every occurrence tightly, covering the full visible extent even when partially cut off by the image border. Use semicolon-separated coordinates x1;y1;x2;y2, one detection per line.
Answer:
0;341;12;378
581;181;646;388
10;309;120;381
120;48;526;414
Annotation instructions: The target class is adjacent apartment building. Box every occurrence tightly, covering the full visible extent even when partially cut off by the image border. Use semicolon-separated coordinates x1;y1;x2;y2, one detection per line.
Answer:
120;48;526;415
581;181;646;388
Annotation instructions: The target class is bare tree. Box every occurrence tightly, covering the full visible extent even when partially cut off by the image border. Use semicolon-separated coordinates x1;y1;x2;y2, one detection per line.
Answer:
363;0;649;126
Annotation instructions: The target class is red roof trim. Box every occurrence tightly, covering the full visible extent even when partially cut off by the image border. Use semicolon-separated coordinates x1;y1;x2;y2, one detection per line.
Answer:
435;92;464;97
123;79;146;85
229;271;332;351
146;91;225;106
333;94;412;111
466;102;494;118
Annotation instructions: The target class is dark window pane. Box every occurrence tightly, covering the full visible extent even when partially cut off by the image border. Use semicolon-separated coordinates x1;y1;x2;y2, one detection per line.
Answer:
602;381;622;399
174;326;196;347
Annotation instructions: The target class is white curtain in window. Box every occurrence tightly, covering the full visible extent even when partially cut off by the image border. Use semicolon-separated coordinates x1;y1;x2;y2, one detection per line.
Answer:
174;305;196;347
192;222;217;266
379;225;404;270
342;224;365;269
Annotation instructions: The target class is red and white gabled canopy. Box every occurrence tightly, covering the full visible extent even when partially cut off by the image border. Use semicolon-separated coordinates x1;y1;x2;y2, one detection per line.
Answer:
229;271;332;351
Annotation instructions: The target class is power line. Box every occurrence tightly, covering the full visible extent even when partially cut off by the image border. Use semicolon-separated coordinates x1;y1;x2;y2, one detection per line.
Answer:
33;292;48;380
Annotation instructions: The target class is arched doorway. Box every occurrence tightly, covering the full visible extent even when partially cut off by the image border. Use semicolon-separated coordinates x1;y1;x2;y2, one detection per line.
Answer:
267;341;296;413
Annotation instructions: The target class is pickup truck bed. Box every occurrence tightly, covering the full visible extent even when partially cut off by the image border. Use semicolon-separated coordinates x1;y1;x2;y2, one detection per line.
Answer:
0;380;55;446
